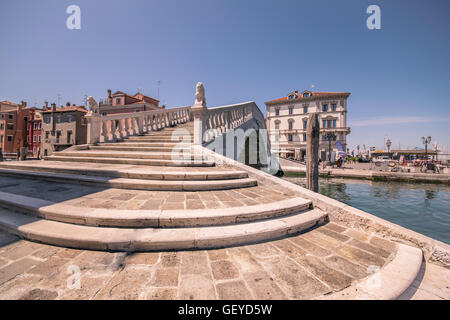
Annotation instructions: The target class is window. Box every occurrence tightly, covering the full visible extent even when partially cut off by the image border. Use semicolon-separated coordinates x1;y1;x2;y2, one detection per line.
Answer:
288;107;293;115
275;121;280;130
7;123;13;130
8;114;13;120
67;131;72;144
275;108;280;116
288;121;293;130
44;116;50;124
303;93;310;98
116;98;121;104
39;122;42;129
303;106;308;114
56;131;61;143
303;120;307;130
0;135;2;144
67;115;73;123
38;135;41;142
33;135;37;142
102;112;107;116
331;104;336;111
135;110;140;112
0;123;3;130
288;94;295;100
27;123;30;130
322;104;328;112
327;120;332;128
303;133;307;142
7;135;12;142
33;147;36;154
322;120;326;128
45;131;49;139
333;120;336;128
288;134;293;142
56;115;61;123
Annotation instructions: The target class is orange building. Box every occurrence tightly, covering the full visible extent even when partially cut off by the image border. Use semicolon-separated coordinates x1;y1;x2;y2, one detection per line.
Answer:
0;100;34;157
98;89;162;115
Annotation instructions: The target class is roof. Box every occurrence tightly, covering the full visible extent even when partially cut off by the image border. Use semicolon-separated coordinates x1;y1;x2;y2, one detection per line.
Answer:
265;91;350;105
41;106;87;114
0;100;18;106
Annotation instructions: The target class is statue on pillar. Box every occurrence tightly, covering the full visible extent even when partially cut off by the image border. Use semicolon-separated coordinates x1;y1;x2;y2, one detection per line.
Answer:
86;96;99;116
194;82;206;107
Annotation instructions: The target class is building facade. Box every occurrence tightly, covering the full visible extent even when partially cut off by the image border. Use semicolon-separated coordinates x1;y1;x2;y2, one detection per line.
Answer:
0;100;34;157
98;89;162;115
41;103;88;156
265;90;351;161
27;109;42;158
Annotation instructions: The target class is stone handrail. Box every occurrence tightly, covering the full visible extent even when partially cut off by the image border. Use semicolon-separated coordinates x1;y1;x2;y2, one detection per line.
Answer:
85;106;192;144
192;101;266;145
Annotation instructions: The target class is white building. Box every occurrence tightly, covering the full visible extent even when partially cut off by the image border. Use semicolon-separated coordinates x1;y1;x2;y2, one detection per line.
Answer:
265;90;351;161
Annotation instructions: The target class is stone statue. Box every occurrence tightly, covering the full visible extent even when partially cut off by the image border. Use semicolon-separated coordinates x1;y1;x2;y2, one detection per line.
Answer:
87;96;99;115
194;82;206;106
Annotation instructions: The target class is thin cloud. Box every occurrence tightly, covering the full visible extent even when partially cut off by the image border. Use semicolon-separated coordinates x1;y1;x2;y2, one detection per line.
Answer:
350;116;450;127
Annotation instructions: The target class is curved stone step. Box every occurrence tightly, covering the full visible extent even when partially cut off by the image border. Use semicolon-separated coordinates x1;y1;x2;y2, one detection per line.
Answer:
0;192;311;228
0;169;257;191
123;138;193;143
89;145;195;152
100;142;191;148
44;156;215;167
0;162;248;180
58;151;207;161
0;206;326;251
315;243;423;300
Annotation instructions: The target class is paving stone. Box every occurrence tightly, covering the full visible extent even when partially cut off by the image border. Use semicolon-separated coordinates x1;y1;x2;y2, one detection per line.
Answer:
27;256;69;277
0;257;41;285
316;227;350;242
302;230;344;249
271;239;306;259
206;249;229;261
295;255;353;291
216;280;252;300
161;202;184;210
178;274;216;300
1;241;42;260
324;222;347;233
0;273;43;299
246;243;281;258
211;260;239;280
19;288;58;300
126;252;160;265
243;271;287;300
181;251;209;275
370;236;397;252
228;248;264;273
54;248;84;259
260;256;330;299
59;275;112;300
160;252;180;268
335;244;385;267
186;200;206;209
140;199;163;209
324;255;369;279
146;287;177;300
343;228;369;242
348;239;391;259
31;246;62;260
289;236;331;257
94;266;152;300
151;267;179;287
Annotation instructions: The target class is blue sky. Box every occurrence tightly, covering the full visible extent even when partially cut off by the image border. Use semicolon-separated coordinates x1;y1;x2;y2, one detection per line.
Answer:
1;0;449;151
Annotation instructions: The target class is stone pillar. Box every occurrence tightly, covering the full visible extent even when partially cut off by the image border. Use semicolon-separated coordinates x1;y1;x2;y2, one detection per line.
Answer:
306;113;320;192
192;104;205;145
0;148;3;162
85;114;101;144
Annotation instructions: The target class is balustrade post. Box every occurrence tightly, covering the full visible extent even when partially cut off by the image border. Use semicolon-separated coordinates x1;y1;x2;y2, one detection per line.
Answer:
85;114;101;144
192;104;206;145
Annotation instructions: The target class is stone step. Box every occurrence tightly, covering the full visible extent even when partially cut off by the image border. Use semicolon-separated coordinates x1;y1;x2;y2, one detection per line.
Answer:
45;155;215;167
0;169;257;191
0;206;326;251
100;142;191;148
0;192;311;228
124;137;193;143
55;150;209;161
89;145;194;152
0;162;248;180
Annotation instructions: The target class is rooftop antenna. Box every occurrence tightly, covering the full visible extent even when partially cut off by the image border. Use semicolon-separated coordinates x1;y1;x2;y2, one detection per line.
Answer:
311;84;315;92
157;80;161;100
57;94;61;106
137;87;142;94
83;95;88;108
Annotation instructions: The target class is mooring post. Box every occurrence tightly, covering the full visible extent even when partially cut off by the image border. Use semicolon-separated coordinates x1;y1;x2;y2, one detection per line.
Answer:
306;113;320;192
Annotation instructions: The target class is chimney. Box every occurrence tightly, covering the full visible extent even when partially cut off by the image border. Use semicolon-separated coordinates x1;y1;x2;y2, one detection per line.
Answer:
44;101;48;110
51;103;56;133
294;90;298;94
107;89;112;105
51;103;56;112
66;102;71;107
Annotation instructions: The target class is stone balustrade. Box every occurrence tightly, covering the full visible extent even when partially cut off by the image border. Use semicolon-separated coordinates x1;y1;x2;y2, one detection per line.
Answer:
86;107;192;144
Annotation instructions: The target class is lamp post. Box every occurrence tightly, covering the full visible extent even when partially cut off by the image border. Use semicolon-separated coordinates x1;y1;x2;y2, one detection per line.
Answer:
422;136;431;162
323;132;337;163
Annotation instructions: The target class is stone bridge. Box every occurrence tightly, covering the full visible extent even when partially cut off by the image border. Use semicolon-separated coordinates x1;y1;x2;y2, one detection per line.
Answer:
0;83;448;299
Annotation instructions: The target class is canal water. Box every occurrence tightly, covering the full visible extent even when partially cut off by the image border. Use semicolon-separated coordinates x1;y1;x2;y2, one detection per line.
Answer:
283;176;450;245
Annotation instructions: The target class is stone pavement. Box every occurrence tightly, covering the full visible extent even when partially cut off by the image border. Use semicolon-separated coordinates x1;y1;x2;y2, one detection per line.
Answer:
0;175;293;210
0;222;409;300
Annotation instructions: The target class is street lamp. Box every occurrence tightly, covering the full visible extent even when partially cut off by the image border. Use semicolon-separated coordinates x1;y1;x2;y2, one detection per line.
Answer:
323;132;337;163
386;139;391;153
422;136;432;161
